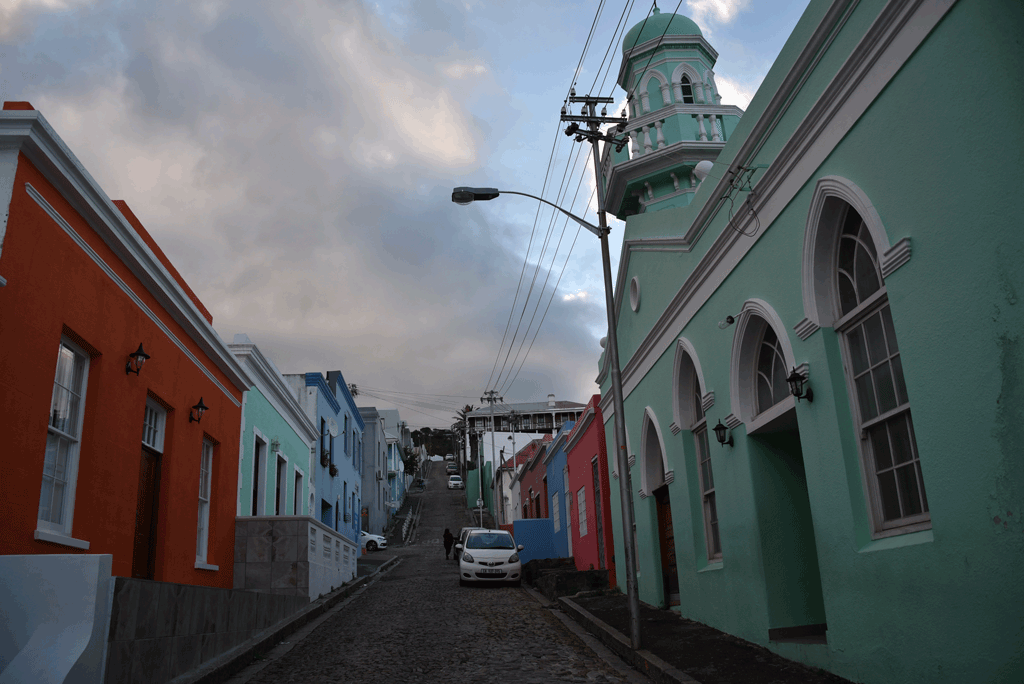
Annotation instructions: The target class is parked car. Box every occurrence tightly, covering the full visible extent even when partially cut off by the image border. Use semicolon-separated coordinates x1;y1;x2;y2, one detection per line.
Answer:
446;463;458;475
455;526;487;561
361;530;387;552
445;454;455;461
456;529;523;587
447;475;464;489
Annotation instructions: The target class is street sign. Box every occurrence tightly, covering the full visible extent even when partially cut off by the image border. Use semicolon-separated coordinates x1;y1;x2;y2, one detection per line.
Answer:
476;499;483;507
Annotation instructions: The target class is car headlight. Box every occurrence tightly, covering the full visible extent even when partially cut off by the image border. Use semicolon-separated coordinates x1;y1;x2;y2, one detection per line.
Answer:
508;553;519;563
461;552;474;563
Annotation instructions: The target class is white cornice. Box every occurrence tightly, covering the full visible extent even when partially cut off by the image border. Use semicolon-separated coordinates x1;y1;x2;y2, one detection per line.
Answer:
1;110;251;395
229;342;319;443
597;0;955;413
619;35;719;89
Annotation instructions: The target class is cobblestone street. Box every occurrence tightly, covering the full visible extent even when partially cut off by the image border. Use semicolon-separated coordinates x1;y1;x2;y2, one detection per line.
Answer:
233;460;646;683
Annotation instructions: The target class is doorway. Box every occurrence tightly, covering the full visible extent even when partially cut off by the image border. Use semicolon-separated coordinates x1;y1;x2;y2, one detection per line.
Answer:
654;485;680;606
132;449;161;579
750;428;827;643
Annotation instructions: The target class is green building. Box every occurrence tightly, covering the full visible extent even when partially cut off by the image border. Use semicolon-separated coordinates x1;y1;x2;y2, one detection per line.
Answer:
596;2;1023;682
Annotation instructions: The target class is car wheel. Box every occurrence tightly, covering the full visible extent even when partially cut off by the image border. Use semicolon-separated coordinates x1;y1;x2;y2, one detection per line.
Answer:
367;541;378;552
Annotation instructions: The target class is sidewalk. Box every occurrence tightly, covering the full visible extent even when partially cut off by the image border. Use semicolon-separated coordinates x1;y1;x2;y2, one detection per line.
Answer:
559;592;854;684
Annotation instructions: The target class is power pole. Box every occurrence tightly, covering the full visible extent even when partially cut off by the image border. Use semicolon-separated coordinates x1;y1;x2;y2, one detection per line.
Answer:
480;390;502;528
560;89;641;650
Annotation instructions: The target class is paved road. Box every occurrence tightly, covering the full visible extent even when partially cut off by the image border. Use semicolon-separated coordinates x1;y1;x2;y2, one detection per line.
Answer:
234;460;646;683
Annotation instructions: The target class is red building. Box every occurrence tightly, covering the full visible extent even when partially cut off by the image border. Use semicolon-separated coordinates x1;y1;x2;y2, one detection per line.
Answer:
516;435;552;519
0;102;251;588
565;395;616;587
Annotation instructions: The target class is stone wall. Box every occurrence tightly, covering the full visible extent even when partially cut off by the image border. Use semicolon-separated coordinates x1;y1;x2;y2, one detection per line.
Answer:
104;577;306;684
233;515;357;601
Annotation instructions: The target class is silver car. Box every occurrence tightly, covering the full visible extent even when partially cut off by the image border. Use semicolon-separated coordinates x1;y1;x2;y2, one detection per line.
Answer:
456;530;523;587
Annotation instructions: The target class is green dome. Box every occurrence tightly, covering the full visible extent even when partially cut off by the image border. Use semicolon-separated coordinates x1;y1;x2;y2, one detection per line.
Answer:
622;7;702;54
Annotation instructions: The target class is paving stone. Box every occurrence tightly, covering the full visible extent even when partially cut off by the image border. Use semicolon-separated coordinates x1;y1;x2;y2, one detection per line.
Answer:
240;461;643;684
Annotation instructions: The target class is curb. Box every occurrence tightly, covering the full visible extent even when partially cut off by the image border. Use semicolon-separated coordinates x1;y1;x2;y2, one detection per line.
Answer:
558;596;700;684
170;557;401;684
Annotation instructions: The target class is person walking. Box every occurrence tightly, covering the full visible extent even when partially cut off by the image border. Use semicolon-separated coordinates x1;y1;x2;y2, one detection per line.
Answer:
443;528;455;560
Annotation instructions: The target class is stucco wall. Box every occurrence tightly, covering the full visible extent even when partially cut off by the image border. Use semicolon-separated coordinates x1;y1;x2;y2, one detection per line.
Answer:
601;1;1024;682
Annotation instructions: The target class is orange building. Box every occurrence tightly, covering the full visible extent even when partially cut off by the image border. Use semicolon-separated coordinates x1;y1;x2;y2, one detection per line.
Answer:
0;102;251;588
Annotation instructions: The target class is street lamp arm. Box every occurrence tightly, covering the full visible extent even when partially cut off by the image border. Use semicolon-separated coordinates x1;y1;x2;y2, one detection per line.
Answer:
498;190;604;238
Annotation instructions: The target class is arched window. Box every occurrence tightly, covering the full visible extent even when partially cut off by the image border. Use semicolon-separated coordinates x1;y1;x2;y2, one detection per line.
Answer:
688;366;721;560
680;76;695;104
834;204;928;532
755;325;789;415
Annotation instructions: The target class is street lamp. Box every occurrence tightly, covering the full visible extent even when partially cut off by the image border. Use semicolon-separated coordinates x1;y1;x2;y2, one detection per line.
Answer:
452;179;643;649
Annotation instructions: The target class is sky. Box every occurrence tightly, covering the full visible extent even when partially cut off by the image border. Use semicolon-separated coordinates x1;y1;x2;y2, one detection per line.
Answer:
1;0;809;430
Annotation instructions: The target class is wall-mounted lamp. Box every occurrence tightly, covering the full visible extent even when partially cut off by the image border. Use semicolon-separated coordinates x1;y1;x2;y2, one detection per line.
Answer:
125;343;150;375
787;368;814;402
189;397;209;423
713;419;733;447
717;315;735;330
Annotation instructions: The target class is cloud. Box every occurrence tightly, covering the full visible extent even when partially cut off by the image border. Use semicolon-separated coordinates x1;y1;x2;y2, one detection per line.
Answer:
714;74;756;109
685;0;751;28
440;60;488;79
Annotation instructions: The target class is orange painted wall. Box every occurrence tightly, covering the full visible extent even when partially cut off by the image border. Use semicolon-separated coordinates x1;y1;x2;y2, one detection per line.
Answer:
0;150;243;588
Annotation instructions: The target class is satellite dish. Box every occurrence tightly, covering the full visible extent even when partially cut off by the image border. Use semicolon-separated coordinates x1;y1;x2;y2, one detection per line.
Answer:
328;417;339;437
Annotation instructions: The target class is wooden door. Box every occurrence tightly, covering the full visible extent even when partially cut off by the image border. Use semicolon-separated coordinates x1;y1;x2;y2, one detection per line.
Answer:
132;449;161;579
654;485;679;606
592;461;605;569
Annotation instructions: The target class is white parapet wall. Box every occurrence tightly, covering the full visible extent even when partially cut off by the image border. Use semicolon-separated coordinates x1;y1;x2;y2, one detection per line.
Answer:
0;554;113;684
234;516;357;601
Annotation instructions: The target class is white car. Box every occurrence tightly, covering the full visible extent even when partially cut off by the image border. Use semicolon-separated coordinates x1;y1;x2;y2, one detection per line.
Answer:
360;530;387;552
447;475;464;489
456;529;523;587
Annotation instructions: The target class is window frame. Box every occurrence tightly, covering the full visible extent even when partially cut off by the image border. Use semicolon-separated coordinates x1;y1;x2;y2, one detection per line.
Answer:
141;398;166;453
195;439;216;568
686;364;722;562
831;203;929;538
577;487;588;537
35;337;92;546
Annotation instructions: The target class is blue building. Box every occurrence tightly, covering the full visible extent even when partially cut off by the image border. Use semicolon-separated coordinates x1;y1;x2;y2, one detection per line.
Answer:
543;422;575;559
284;370;364;545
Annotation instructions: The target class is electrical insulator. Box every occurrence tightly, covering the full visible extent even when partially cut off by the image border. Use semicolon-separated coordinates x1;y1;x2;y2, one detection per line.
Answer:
570;87;576;97
601;106;607;116
561;105;566;116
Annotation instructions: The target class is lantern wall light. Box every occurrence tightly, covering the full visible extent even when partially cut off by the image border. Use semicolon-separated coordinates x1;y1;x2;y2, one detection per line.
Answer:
787;367;814;402
125;343;150;375
189;397;209;424
713;419;733;447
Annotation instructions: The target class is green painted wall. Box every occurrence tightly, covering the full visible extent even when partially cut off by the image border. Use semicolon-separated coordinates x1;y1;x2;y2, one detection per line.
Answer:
601;1;1024;682
239;386;310;518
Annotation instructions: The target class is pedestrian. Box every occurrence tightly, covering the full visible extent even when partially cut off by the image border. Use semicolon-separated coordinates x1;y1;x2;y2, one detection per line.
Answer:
443;528;455;559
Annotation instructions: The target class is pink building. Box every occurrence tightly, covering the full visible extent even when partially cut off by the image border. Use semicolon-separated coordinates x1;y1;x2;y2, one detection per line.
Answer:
565;395;616;587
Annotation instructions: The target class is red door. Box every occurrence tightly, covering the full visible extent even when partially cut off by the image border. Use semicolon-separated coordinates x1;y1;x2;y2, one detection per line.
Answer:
654;485;679;606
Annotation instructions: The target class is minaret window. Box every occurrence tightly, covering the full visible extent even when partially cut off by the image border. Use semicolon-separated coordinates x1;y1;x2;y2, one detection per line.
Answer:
680;76;695;104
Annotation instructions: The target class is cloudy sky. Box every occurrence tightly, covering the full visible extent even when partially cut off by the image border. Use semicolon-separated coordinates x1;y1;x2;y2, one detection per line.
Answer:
2;0;808;429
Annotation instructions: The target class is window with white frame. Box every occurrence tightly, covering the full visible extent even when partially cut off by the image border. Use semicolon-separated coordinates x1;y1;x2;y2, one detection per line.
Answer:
755;325;789;415
275;455;286;515
552;494;561;532
294;471;303;515
577;488;588;537
141;398;166;452
680;75;695;104
688;365;721;561
196;440;214;563
37;338;90;535
834;204;928;533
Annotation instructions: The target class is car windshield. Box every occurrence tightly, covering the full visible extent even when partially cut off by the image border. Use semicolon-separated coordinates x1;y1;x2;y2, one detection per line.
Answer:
466;533;515;550
450;476;461;481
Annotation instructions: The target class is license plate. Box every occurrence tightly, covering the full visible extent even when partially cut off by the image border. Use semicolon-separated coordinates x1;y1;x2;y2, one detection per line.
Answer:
478;568;503;575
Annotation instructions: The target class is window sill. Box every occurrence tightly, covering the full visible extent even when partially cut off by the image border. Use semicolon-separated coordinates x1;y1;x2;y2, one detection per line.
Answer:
34;528;90;550
195;562;219;571
698;561;723;573
859;528;933;553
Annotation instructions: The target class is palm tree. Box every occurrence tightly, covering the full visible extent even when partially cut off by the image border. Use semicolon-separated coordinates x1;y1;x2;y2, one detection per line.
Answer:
453;404;477;467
